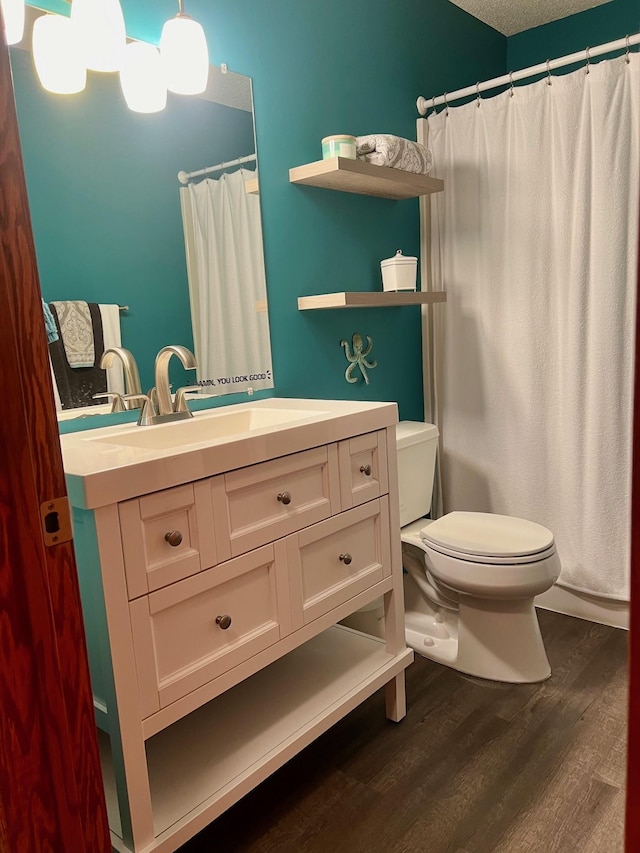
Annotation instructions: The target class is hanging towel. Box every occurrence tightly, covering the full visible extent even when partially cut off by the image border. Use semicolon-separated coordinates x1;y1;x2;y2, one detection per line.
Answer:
42;298;59;343
50;300;95;367
355;134;432;175
98;303;125;395
49;302;107;409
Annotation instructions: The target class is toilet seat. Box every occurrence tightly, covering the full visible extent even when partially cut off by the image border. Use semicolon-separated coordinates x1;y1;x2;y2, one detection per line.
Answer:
421;511;555;564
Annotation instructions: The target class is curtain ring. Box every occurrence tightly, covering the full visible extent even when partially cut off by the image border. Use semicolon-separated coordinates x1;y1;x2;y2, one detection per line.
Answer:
432;95;436;115
546;58;552;86
444;92;449;116
626;34;631;64
509;71;514;97
585;46;591;74
476;81;481;108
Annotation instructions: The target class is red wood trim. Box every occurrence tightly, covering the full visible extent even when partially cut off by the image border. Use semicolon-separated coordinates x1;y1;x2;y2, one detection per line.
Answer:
0;35;110;853
626;191;640;851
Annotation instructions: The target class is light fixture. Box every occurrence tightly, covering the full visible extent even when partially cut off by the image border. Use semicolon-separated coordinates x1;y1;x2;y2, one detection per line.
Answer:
160;0;209;95
70;0;126;73
1;0;24;45
120;42;167;113
32;14;86;95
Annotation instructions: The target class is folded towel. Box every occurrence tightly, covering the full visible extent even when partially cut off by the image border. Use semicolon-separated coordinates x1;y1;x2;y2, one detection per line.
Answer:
99;303;125;396
355;134;432;175
42;299;59;344
50;300;95;368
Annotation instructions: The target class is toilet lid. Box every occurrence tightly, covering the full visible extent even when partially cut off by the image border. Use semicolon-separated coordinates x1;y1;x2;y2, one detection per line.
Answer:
420;511;554;559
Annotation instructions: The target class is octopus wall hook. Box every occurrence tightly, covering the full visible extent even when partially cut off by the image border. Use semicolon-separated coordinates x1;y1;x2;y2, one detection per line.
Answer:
340;333;377;385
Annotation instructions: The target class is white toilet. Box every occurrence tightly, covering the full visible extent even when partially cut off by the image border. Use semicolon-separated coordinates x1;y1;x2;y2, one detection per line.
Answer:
346;422;560;683
397;421;560;683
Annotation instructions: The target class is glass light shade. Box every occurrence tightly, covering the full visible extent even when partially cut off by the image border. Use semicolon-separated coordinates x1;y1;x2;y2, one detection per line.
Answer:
70;0;126;72
32;15;86;95
1;0;25;45
120;42;167;113
160;14;208;95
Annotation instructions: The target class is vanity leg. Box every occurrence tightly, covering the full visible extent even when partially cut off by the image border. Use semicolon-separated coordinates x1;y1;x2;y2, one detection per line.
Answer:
385;673;407;722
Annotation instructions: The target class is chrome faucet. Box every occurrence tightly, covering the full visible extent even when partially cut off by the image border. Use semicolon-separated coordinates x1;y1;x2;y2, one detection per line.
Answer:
152;345;197;421
100;348;143;408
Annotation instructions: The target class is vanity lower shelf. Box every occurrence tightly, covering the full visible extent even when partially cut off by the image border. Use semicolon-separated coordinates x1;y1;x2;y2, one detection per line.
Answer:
103;625;412;852
298;291;447;310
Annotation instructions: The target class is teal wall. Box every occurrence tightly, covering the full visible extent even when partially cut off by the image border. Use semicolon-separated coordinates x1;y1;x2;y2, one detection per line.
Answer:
507;0;639;70
16;0;505;422
11;47;254;392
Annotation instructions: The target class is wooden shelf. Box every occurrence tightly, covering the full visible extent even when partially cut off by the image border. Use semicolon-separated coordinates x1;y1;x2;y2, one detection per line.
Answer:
289;157;444;199
298;291;447;310
102;626;412;850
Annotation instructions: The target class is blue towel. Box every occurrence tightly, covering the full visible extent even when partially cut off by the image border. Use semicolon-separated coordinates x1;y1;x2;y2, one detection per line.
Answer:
42;299;59;343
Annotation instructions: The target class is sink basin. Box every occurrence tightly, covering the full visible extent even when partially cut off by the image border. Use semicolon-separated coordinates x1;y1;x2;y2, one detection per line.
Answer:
89;406;326;451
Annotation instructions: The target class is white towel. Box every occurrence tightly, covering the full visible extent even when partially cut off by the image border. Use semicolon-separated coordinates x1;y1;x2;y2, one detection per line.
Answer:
355;134;432;175
98;303;125;396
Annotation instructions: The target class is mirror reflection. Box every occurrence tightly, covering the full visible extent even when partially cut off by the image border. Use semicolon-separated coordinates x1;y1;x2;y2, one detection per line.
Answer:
10;10;273;420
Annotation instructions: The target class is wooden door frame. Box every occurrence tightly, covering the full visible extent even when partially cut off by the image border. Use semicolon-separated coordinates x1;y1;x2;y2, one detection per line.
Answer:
0;31;110;853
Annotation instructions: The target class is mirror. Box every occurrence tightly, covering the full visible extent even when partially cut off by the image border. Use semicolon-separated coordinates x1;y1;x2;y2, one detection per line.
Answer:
10;8;273;420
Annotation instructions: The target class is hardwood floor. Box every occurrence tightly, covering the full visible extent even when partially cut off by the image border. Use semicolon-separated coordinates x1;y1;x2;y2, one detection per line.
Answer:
179;610;628;853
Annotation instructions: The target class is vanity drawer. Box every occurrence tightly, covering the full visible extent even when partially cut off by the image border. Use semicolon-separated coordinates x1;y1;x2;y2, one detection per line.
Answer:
338;430;389;510
130;543;290;716
218;445;341;557
287;497;391;629
119;481;218;599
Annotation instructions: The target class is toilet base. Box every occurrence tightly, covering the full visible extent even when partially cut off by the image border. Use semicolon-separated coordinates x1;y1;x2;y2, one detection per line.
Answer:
405;594;551;683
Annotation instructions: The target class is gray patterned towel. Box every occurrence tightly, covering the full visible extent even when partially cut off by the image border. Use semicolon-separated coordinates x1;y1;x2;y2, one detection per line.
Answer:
355;134;432;175
50;300;95;368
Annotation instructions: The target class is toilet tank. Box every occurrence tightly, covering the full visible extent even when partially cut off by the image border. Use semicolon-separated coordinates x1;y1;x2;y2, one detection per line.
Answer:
395;421;439;527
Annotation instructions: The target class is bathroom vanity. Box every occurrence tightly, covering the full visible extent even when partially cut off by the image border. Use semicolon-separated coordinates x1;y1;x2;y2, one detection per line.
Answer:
61;398;413;852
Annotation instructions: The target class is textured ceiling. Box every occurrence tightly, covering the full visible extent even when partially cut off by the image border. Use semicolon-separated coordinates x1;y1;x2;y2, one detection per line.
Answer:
447;0;613;36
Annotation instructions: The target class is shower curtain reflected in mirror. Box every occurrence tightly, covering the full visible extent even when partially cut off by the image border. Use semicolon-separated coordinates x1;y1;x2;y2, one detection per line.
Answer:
180;168;274;395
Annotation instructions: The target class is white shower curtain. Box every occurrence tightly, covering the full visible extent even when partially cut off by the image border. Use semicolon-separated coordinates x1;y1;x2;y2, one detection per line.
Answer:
180;168;274;394
427;54;639;599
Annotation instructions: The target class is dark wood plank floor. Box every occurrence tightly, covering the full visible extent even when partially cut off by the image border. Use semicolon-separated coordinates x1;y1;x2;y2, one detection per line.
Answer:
179;611;628;853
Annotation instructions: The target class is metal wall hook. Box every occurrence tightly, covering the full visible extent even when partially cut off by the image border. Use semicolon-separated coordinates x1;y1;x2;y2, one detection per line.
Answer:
626;35;631;64
585;46;591;73
509;71;514;97
546;59;552;86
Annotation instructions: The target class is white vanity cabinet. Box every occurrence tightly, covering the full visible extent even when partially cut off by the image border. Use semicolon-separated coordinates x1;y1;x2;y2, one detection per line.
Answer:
63;399;413;853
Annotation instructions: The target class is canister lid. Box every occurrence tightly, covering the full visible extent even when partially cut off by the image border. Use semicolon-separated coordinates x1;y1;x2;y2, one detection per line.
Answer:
322;134;356;144
380;249;417;267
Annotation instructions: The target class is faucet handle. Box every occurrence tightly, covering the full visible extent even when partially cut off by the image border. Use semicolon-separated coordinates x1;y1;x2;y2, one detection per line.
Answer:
174;386;198;416
92;392;126;413
123;394;155;426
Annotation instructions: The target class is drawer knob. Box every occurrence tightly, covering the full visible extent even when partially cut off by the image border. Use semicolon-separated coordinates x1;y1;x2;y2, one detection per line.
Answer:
339;553;353;565
277;491;292;505
164;530;183;547
360;464;372;476
215;615;232;630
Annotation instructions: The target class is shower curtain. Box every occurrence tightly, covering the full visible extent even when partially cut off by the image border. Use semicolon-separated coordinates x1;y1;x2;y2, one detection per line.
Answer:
427;54;639;599
180;168;274;394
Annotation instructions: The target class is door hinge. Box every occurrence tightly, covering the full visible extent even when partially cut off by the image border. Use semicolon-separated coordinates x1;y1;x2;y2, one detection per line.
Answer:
40;497;73;546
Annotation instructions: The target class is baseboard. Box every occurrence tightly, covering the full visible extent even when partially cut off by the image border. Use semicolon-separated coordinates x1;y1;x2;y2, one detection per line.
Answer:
536;584;629;630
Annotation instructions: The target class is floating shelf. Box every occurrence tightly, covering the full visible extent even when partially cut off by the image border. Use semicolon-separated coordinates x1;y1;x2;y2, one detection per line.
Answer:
289;157;444;200
298;291;447;310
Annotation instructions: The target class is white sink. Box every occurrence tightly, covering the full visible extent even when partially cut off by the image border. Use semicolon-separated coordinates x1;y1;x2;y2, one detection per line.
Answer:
88;406;325;451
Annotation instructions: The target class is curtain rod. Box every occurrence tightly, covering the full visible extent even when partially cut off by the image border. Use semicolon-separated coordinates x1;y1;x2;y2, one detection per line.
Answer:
417;32;639;115
178;153;257;185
